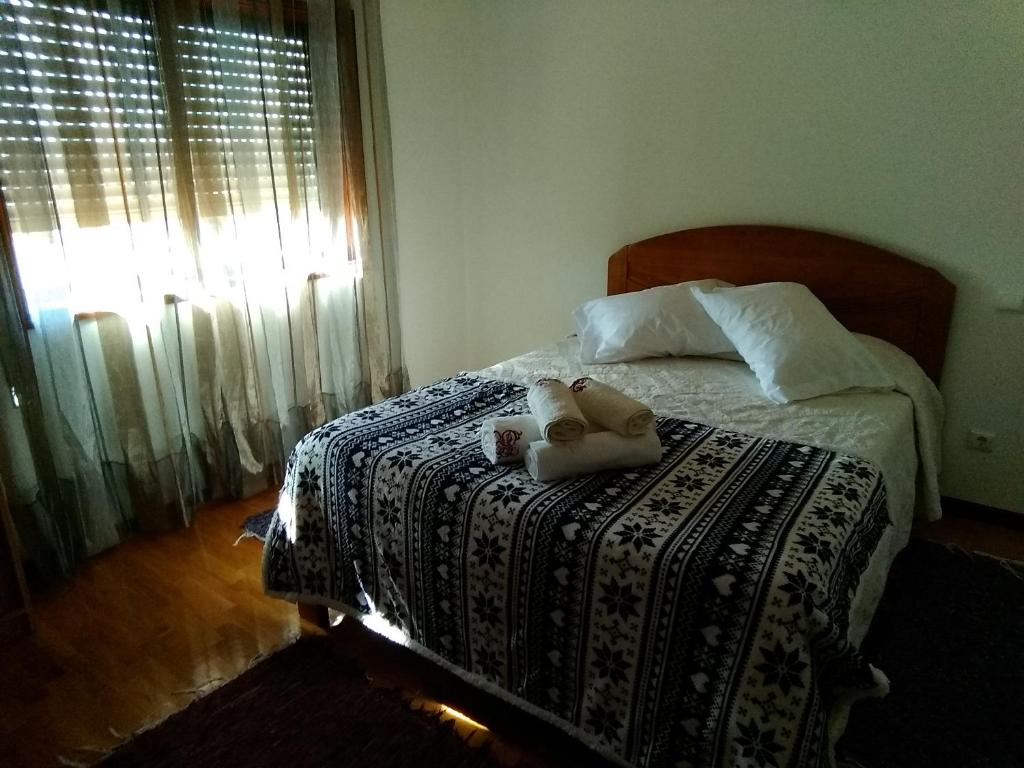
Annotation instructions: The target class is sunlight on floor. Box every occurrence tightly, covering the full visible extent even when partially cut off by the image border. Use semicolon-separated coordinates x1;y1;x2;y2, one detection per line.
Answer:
440;705;489;732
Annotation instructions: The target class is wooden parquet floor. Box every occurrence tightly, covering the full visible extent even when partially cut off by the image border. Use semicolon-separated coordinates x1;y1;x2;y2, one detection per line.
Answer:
0;490;1020;768
0;489;299;768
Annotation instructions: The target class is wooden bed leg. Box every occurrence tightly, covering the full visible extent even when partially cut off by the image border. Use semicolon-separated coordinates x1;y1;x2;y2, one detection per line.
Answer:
298;602;330;632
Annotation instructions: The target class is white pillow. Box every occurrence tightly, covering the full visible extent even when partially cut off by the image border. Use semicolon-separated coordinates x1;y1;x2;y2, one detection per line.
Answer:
573;279;737;364
692;282;895;403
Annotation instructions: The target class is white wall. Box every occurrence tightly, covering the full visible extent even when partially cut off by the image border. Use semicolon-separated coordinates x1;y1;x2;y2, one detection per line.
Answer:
381;0;470;384
382;1;1024;513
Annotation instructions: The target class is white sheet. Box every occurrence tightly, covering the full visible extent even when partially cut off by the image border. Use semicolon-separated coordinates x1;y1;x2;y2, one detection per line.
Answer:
479;333;944;649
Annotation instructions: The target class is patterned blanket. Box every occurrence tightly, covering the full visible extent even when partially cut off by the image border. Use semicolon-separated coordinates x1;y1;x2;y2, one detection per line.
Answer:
263;374;890;768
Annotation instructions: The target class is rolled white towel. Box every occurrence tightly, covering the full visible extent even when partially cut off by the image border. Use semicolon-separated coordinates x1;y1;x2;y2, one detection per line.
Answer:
569;377;654;437
480;415;542;465
524;429;663;483
527;378;588;443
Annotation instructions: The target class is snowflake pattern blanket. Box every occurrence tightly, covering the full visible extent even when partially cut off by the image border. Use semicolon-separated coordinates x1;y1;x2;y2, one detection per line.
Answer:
263;374;890;768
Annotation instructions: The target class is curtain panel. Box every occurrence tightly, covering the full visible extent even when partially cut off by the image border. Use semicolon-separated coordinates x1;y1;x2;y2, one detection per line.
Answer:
0;0;405;585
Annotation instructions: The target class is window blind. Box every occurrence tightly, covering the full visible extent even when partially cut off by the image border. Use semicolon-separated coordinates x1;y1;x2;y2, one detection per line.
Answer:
0;0;173;233
0;0;319;235
177;19;318;221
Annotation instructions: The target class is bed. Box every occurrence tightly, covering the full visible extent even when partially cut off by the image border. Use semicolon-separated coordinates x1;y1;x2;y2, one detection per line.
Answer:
263;225;955;768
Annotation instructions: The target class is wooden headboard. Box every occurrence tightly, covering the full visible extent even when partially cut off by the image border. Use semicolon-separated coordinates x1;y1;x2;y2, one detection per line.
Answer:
608;225;955;382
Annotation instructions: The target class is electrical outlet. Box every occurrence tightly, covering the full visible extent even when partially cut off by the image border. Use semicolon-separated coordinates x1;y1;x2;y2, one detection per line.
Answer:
966;429;996;453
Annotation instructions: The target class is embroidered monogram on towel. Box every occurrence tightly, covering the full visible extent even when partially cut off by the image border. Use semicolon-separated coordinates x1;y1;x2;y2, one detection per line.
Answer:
264;374;889;768
494;429;523;457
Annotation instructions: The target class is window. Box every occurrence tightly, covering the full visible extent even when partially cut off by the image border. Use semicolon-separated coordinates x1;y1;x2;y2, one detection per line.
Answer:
0;0;354;320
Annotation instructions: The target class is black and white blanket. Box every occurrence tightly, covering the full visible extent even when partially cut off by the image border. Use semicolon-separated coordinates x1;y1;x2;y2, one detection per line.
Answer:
263;374;890;768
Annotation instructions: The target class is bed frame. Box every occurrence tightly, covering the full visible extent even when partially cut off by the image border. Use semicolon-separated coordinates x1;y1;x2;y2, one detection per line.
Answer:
608;225;955;383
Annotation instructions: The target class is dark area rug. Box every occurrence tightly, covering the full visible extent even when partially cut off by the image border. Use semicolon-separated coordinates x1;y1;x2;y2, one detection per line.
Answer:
98;636;504;768
103;538;1023;768
839;539;1024;768
239;508;275;541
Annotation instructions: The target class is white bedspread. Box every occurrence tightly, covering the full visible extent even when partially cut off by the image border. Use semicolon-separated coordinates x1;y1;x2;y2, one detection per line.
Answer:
479;333;944;650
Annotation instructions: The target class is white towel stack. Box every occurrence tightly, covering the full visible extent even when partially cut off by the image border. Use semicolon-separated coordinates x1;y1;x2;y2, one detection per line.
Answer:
515;377;662;481
479;377;662;479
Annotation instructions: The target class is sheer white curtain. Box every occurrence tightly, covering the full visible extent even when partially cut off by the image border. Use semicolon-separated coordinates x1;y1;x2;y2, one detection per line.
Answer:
0;0;405;582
